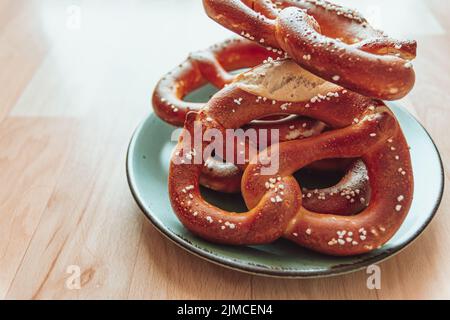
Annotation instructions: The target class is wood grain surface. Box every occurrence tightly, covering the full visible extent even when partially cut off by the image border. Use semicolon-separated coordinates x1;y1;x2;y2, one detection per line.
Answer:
0;0;448;300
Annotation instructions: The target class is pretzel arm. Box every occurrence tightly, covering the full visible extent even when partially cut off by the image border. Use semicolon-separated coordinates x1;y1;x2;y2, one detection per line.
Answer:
203;0;278;46
241;107;412;255
275;8;415;100
289;129;412;255
302;159;370;215
169;114;301;245
152;38;280;126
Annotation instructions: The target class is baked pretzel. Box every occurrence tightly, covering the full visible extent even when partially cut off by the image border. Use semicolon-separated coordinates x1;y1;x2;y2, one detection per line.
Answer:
169;60;412;255
203;0;417;100
152;38;282;127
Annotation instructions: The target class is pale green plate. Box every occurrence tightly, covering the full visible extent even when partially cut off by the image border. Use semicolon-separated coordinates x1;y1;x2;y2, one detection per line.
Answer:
127;86;444;278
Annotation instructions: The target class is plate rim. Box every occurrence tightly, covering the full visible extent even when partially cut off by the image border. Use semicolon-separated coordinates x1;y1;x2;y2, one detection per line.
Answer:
126;106;445;279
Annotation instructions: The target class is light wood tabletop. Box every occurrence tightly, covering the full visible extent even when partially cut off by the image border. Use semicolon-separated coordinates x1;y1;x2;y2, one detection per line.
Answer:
0;0;448;300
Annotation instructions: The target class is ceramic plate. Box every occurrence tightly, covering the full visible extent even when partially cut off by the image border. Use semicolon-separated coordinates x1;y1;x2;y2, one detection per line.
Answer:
127;85;444;278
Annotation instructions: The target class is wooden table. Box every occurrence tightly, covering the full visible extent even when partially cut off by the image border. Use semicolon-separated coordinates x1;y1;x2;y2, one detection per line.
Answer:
0;0;448;300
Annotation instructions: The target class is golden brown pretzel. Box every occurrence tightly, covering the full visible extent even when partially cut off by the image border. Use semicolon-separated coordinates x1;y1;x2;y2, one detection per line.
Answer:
168;60;413;255
152;38;282;127
202;0;417;100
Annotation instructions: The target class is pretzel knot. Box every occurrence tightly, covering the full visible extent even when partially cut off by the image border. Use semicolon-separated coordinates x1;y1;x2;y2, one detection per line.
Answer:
203;0;417;100
169;61;413;256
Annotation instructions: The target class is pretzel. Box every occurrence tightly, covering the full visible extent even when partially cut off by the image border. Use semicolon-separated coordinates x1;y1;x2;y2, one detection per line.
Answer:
202;0;417;100
152;38;282;127
168;60;412;255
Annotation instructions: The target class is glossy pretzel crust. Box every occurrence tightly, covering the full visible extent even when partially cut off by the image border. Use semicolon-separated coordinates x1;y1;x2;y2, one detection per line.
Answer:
203;0;417;100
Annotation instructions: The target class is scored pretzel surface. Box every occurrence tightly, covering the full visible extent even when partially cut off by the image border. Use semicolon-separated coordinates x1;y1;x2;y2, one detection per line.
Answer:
203;0;417;100
169;60;413;255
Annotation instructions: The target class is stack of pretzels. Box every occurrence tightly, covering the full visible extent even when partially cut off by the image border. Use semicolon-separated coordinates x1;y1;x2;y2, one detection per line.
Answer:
152;0;416;256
